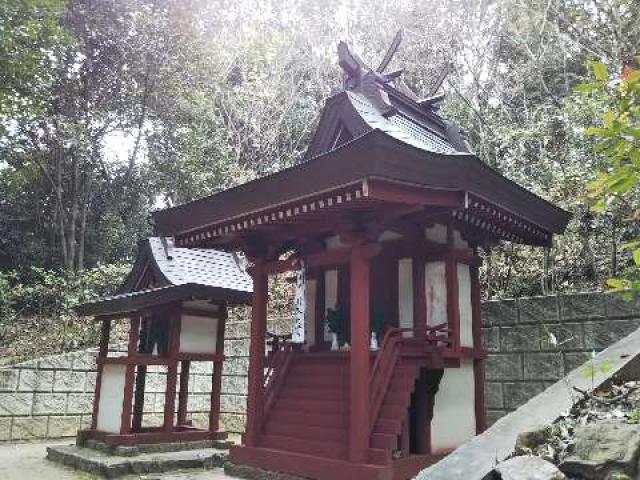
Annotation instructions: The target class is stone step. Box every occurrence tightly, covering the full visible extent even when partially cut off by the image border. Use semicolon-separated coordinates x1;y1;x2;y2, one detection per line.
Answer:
46;443;228;478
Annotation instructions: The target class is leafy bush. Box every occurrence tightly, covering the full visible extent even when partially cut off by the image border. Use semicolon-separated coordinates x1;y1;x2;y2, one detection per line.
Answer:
0;264;129;363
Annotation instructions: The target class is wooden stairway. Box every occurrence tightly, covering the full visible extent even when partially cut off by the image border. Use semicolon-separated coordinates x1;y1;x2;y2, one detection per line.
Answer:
260;354;351;460
258;351;428;466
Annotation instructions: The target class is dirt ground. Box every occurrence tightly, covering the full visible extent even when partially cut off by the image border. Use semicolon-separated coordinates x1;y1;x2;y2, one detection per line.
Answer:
0;440;233;480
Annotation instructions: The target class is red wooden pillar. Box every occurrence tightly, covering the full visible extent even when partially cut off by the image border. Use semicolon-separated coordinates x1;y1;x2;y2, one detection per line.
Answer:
210;304;227;433
163;311;181;432
313;271;326;350
245;260;268;447
91;318;111;430
177;360;191;426
470;263;487;433
348;243;379;463
121;315;140;434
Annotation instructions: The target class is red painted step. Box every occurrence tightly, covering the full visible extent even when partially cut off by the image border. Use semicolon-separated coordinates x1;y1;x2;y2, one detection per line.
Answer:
276;398;349;414
260;434;348;459
269;409;349;429
264;422;348;443
280;386;349;401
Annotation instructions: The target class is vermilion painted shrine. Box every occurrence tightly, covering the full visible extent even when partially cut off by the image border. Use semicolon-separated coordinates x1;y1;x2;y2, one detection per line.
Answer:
78;35;570;480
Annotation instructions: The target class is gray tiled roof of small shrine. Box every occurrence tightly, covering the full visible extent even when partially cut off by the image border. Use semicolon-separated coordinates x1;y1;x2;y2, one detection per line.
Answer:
146;237;252;292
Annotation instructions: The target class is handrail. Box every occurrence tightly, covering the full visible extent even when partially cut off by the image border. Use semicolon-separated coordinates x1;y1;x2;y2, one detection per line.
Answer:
368;324;453;435
263;335;294;419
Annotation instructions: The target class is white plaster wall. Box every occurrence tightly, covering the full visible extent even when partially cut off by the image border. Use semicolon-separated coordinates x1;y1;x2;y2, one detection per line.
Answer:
430;358;476;452
425;261;447;327
378;230;403;242
452;230;469;249
398;258;414;335
97;364;126;433
324;269;338;341
324;235;345;251
179;314;218;354
457;263;474;348
304;279;317;347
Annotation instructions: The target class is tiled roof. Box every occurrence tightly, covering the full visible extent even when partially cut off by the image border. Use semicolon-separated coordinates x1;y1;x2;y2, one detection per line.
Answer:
146;237;252;293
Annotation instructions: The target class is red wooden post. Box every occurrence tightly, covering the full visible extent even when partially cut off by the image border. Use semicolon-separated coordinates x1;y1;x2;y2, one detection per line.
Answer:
348;243;378;463
177;360;191;426
120;315;140;434
210;304;227;433
445;256;460;351
413;256;427;335
91;318;111;430
313;270;326;350
245;259;268;447
470;263;487;433
163;311;181;432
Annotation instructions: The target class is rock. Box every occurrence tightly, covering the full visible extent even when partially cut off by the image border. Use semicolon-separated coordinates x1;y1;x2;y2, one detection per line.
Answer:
560;423;640;480
515;426;550;453
494;456;567;480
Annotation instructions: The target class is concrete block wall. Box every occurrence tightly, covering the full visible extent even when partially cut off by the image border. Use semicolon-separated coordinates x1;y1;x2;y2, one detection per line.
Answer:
482;291;640;426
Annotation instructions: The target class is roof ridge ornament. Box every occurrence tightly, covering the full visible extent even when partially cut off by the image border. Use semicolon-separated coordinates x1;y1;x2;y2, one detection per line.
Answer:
337;30;448;110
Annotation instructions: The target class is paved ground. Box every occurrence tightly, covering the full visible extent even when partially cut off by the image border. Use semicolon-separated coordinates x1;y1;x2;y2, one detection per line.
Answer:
0;440;233;480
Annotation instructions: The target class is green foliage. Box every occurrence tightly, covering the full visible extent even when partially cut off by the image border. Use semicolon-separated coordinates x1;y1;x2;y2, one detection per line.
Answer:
581;62;640;295
0;264;129;363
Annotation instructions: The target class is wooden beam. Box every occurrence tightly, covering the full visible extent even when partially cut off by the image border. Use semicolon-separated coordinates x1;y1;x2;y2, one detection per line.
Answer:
163;312;181;433
348;243;380;463
445;258;461;352
413;257;427;335
210;304;227;433
120;316;140;435
177;360;191;426
470;263;487;433
263;245;353;275
91;318;111;430
366;178;465;208
245;260;268;447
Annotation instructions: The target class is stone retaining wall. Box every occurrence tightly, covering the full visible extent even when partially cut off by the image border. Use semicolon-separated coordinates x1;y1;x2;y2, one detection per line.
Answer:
481;291;640;426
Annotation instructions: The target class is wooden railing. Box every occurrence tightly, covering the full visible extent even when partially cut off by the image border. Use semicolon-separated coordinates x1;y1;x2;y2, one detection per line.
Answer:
368;323;452;434
263;332;294;418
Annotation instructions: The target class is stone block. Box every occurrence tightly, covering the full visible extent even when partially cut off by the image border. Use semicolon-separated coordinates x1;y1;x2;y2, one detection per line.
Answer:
18;369;54;392
0;370;18;392
79;415;91;430
518;296;559;324
38;354;73;370
220;412;245;433
33;393;68;415
224;339;250;357
70;352;98;371
187;394;210;412
540;323;583;351
221;375;248;395
66;393;92;414
484;382;503;409
559;292;605;321
524;353;564;380
84;372;97;392
501;325;541;352
145;373;167;393
11;417;47;440
564;351;592;373
222;357;249;376
583;319;640;350
192;375;213;393
486;354;523;381
53;370;86;392
503;382;545;409
481;299;517;326
224;321;251;339
0;393;33;416
482;327;500;352
495;456;565;480
220;394;247;414
604;291;640;319
189;362;213;374
0;418;11;441
47;415;81;438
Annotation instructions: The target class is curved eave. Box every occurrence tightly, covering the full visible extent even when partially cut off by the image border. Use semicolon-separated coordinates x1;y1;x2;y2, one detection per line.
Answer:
75;283;252;318
153;129;570;245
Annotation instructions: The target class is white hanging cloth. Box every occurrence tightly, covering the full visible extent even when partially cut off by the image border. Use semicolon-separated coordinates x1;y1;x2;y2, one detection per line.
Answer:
292;262;306;343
